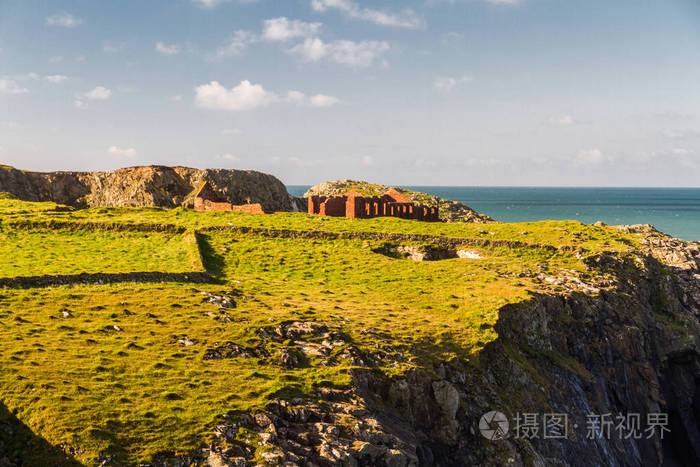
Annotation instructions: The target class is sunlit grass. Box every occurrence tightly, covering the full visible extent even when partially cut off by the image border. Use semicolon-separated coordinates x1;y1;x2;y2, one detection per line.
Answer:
0;197;642;464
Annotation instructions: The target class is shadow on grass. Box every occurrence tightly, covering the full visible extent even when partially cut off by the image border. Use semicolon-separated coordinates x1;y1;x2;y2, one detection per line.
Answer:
195;232;226;283
0;271;212;289
0;400;84;466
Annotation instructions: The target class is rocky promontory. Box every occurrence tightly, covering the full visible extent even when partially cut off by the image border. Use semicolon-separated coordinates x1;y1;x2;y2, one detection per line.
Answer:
304;179;493;223
0;165;292;212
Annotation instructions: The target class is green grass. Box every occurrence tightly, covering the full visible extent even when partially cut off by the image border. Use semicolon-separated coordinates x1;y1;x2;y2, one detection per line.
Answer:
0;227;195;277
0;197;671;464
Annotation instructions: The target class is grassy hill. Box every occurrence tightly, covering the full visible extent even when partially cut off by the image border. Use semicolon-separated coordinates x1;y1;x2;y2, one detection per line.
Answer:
0;196;692;465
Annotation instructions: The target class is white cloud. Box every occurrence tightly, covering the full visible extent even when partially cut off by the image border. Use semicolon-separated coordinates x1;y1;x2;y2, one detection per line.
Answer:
75;55;86;63
193;0;262;7
218;153;241;162
441;32;465;44
49;56;64;63
486;0;521;5
285;90;306;105
221;128;242;135
311;0;423;29
289;38;327;62
0;78;29;95
0;121;22;130
208;30;257;60
577;148;604;164
44;75;68;84
262;17;322;42
195;80;340;111
102;42;125;53
285;91;339;108
108;146;137;157
434;75;473;92
290;38;389;68
195;80;276;111
74;86;112;109
309;94;339;108
192;0;228;7
155;42;181;55
45;13;83;28
361;155;374;166
654;111;694;121
171;95;183;102
662;129;700;140
546;115;591;126
671;147;693;155
83;86;112;100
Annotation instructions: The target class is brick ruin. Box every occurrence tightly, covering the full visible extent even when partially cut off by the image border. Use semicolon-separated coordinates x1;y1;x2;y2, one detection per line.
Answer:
307;188;439;222
193;182;265;214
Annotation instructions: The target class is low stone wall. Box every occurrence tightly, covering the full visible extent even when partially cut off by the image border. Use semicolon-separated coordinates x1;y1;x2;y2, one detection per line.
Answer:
231;203;265;214
5;220;186;233
199;225;561;253
0;271;211;289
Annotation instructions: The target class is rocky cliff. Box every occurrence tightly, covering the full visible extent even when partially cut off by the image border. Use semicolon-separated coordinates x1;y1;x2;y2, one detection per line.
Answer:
201;225;699;467
0;165;292;212
304;180;493;223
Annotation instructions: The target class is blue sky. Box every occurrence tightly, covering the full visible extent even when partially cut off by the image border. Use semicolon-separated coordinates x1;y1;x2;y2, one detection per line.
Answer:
1;0;699;186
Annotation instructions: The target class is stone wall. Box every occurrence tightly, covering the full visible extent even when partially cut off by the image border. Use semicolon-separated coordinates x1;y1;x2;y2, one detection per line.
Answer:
231;203;264;214
308;192;439;222
196;200;234;212
0;271;211;289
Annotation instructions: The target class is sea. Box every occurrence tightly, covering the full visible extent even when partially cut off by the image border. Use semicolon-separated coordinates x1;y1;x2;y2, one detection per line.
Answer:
287;186;700;242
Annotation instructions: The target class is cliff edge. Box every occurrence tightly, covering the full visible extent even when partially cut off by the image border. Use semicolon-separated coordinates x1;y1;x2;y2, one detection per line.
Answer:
0;165;292;212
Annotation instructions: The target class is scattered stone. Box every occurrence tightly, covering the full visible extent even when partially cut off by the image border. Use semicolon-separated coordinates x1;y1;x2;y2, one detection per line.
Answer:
177;336;197;347
457;249;482;259
280;348;302;369
203;342;269;360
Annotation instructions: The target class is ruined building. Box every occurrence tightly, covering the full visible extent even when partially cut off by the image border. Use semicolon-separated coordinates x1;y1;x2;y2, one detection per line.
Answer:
193;181;265;214
307;188;439;222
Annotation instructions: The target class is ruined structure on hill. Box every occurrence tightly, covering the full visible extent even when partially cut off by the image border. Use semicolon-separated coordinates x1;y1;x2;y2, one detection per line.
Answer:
308;188;439;221
193;182;264;214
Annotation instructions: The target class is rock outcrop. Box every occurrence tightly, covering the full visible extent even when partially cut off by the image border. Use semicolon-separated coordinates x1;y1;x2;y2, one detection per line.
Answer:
304;180;493;223
0;165;292;212
199;227;700;467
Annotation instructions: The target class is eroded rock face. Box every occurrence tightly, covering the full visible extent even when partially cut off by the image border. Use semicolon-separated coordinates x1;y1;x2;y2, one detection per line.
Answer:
0;165;292;212
196;229;700;467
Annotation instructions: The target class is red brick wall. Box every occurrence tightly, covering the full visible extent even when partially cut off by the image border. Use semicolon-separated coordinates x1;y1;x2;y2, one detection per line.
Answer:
320;196;347;217
308;196;326;215
306;191;439;222
195;198;232;211
204;201;233;211
231;203;264;214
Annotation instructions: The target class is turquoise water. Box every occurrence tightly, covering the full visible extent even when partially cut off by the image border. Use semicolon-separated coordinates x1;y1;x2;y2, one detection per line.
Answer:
287;186;700;241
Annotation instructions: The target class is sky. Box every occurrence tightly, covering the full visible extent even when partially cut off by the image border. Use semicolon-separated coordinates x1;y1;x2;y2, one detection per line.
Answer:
1;0;699;186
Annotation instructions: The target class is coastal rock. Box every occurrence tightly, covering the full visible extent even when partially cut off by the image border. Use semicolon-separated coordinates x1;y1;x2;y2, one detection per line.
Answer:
0;165;292;212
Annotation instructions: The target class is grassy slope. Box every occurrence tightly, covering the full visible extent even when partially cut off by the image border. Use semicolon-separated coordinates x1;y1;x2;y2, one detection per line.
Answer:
0;198;653;464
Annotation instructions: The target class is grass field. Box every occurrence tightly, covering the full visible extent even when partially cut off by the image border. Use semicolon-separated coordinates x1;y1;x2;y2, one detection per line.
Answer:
0;197;651;464
0;228;195;278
